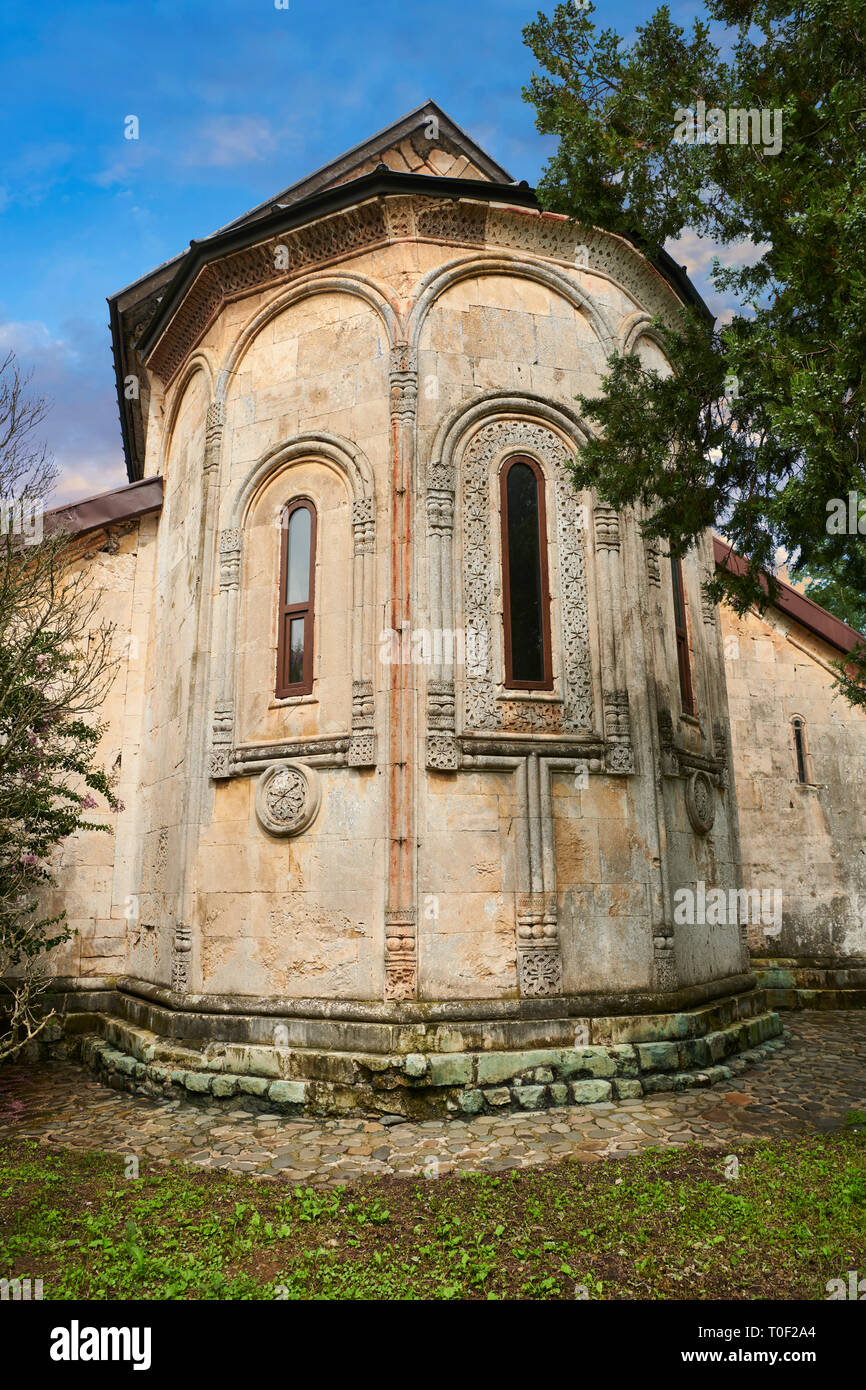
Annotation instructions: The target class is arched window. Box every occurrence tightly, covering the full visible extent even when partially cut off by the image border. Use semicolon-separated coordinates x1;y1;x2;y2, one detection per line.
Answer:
500;456;553;690
671;555;695;715
276;498;316;697
791;715;809;784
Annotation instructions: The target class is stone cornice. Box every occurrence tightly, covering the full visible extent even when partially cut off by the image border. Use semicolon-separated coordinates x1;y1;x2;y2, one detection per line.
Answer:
139;177;702;389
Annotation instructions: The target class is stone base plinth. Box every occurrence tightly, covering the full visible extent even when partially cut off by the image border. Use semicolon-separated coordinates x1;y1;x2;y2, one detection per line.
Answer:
751;957;866;1011
31;979;784;1120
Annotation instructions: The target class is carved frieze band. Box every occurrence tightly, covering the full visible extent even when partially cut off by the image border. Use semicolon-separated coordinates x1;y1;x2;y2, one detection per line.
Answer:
146;196;679;387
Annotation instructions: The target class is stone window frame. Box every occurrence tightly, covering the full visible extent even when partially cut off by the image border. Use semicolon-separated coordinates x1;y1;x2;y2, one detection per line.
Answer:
499;454;555;693
210;431;378;778
275;496;317;699
671;554;696;718
790;713;812;786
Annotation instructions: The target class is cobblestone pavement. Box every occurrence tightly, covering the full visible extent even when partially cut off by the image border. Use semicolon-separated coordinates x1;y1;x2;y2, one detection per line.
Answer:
1;1013;863;1185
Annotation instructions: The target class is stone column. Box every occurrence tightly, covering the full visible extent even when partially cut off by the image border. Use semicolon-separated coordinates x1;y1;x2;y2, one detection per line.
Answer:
384;343;418;1000
426;486;459;770
594;505;634;773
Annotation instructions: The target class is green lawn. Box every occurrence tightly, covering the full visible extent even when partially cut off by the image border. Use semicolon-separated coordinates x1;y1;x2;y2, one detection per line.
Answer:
1;1124;864;1300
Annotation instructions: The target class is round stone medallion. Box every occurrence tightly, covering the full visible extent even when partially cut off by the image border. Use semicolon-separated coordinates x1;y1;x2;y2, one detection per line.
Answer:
255;761;320;837
685;769;716;835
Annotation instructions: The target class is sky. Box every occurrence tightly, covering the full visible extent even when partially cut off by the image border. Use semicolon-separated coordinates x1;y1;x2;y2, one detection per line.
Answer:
0;0;728;505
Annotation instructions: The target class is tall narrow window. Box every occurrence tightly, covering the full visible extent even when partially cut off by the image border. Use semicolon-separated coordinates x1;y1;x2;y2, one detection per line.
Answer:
792;716;809;784
276;498;316;697
671;556;695;715
500;456;553;690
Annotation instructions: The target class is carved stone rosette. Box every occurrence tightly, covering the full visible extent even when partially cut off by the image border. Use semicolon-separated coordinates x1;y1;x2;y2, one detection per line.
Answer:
685;769;716;835
516;893;562;997
384;909;417;1001
255;761;321;837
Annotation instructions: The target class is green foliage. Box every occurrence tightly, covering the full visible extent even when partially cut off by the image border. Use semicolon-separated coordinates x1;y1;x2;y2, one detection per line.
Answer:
523;0;866;699
1;1134;862;1300
0;352;119;1054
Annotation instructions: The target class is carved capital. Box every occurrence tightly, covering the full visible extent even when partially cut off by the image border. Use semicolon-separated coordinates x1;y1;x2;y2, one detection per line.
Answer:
203;401;225;472
594;505;620;551
384;909;416;1001
172;924;192;993
426;489;454;536
389;342;418;420
645;536;661;586
218;527;241;590
352;496;375;553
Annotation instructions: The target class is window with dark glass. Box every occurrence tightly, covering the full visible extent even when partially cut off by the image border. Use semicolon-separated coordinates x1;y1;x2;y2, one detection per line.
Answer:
671;555;695;715
276;498;316;697
792;716;809;784
500;457;553;690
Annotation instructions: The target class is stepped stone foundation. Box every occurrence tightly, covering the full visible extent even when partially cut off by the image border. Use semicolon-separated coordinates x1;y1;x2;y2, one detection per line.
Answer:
751;957;866;1012
35;979;783;1119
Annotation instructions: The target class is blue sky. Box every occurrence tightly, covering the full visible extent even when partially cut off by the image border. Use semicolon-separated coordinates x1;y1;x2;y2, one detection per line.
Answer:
0;0;719;503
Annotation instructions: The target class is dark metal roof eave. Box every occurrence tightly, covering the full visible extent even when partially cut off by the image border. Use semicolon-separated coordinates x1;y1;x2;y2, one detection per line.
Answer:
713;535;865;654
45;475;164;541
136;170;712;361
108;292;140;483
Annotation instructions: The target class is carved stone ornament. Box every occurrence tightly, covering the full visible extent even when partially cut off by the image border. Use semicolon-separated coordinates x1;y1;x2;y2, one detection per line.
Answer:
685;769;716;835
255;761;321;837
460;420;593;734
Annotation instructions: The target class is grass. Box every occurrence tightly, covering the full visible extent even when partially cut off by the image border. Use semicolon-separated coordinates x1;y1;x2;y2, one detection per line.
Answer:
1;1128;864;1300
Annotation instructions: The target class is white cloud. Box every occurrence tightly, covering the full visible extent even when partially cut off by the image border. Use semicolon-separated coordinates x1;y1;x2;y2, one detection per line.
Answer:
180;115;280;168
0;318;126;505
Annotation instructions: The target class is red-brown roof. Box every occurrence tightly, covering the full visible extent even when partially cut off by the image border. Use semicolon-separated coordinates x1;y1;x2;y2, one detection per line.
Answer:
44;475;163;540
713;535;864;654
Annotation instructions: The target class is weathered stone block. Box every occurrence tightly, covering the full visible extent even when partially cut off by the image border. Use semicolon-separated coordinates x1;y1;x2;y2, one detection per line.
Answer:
483;1087;511;1107
212;1075;240;1098
239;1076;270;1096
268;1080;307;1105
636;1041;679;1073
404;1053;428;1078
428;1054;472;1086
459;1090;484;1114
184;1072;212;1094
612;1078;643;1100
476;1050;559;1085
558;1048;616;1080
570;1080;612;1104
514;1085;547;1110
549;1083;569;1105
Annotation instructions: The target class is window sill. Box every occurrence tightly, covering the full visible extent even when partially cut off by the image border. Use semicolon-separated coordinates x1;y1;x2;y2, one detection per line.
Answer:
497;687;562;704
269;694;318;711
